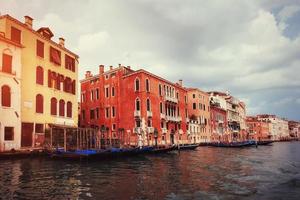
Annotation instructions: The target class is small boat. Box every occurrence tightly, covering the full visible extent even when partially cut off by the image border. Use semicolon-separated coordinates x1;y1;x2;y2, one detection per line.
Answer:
257;140;274;145
178;143;199;150
150;145;176;154
209;140;256;148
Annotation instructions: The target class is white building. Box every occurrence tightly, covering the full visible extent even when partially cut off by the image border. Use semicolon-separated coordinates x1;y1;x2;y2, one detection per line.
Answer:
0;34;22;151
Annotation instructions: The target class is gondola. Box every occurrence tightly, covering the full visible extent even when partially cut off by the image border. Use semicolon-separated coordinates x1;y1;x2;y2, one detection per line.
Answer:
209;140;256;148
177;143;200;150
257;140;274;145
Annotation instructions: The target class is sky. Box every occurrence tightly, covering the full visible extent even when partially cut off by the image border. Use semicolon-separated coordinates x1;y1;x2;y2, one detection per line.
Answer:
0;0;300;121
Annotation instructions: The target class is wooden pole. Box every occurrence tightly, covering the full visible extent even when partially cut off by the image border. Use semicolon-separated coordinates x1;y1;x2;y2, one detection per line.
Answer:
64;128;67;152
50;127;53;150
76;128;79;150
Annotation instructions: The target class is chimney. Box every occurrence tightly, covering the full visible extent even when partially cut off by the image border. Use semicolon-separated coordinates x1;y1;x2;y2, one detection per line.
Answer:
59;37;65;47
85;71;92;79
178;79;183;86
110;66;113;70
24;16;33;28
99;65;104;74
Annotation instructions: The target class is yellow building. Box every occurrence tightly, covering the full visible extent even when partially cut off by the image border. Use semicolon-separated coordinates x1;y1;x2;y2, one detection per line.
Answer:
0;14;79;148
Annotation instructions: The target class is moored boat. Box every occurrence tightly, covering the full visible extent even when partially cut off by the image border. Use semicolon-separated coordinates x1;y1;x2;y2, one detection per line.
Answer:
177;143;199;150
209;140;256;148
257;140;274;145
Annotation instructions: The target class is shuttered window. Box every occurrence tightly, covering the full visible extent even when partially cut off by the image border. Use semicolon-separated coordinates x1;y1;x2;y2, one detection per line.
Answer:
50;47;61;65
2;53;12;74
36;40;44;58
50;97;57;115
1;85;11;107
65;54;75;72
67;101;72;118
11;27;21;44
59;99;65;116
36;94;44;113
36;66;44;85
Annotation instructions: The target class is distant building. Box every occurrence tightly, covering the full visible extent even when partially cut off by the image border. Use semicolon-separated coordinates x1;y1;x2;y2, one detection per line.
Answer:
210;102;228;142
0;14;79;148
288;121;300;139
246;116;270;141
0;33;22;151
186;88;211;143
80;65;189;147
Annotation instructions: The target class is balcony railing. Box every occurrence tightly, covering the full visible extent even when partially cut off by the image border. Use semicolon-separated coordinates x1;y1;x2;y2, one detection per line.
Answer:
186;117;190;123
134;127;142;134
179;129;184;134
161;128;168;134
160;113;165;119
166;116;182;122
147;111;153;118
165;96;178;103
134;110;141;118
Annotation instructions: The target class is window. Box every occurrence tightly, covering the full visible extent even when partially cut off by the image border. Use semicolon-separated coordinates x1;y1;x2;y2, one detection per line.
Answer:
11;27;21;44
159;84;162;96
35;124;44;133
105;87;109;98
111;87;115;97
96;89;99;99
160;102;163;113
96;107;99;119
67;101;72;117
91;90;94;101
2;53;12;74
146;79;150;92
36;94;43;113
51;97;57;115
112;106;115;117
136;98;140;111
50;47;61;65
176;92;179;99
112;124;116;131
199;103;202;110
203;105;206;111
135;78;140;91
136;120;141;128
193;94;196;98
147;99;151;111
36;66;44;85
105;107;110;118
4;127;14;141
81;93;86;102
90;109;95;120
1;85;11;107
36;40;44;58
147;119;152;127
193;103;196;110
59;99;65;116
65;54;75;72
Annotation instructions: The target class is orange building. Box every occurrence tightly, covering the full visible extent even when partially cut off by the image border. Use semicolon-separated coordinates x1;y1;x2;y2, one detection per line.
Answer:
246;116;270;141
80;65;189;147
0;14;79;148
186;88;211;143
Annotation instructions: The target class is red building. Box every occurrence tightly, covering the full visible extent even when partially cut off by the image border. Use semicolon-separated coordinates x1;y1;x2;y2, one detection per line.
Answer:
80;65;189;147
210;103;228;142
246;116;270;141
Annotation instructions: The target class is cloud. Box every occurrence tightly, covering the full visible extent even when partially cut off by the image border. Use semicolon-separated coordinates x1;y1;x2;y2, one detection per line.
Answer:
1;0;300;120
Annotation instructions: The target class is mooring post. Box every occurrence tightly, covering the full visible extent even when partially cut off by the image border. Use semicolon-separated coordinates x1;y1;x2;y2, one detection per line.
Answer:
50;127;53;150
64;128;67;152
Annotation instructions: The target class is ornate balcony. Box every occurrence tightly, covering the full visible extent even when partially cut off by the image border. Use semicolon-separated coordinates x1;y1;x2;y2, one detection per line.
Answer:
134;127;142;134
147;111;153;118
134;110;141;118
165;96;178;103
161;128;168;134
147;127;154;133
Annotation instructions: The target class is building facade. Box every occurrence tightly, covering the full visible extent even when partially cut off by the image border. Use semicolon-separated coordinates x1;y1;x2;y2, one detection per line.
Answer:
288;121;300;139
187;88;211;143
0;34;22;151
80;65;189;147
210;103;228;142
0;15;79;148
246;116;270;141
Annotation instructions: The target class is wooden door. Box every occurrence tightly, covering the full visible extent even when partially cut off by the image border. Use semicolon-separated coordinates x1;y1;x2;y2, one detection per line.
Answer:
21;123;33;147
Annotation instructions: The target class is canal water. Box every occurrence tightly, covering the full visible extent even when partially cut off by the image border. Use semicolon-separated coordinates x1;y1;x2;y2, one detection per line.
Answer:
0;142;300;200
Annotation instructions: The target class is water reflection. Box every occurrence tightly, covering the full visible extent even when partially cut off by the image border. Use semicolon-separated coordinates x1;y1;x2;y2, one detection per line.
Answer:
0;142;300;199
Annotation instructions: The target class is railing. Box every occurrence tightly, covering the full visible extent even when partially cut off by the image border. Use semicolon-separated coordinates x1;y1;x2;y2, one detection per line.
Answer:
165;95;178;103
161;128;168;134
134;127;142;134
147;111;153;118
147;127;154;133
134;110;141;117
160;113;165;119
166;116;182;122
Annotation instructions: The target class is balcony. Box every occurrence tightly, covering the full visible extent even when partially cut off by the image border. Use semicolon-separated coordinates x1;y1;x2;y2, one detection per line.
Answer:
134;110;141;118
179;129;184;134
147;111;153;118
161;128;168;134
147;127;154;133
160;113;165;119
134;127;142;134
165;95;178;103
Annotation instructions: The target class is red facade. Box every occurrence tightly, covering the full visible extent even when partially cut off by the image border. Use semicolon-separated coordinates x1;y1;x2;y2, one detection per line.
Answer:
210;105;228;142
80;65;189;146
246;116;270;141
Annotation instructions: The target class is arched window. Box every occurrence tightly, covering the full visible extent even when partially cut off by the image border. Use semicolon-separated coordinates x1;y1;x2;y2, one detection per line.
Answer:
67;101;72;118
59;99;65;117
147;98;151;111
135;78;140;91
36;66;44;85
35;94;43;113
1;85;11;107
146;78;150;92
160;102;163;113
135;98;140;111
51;97;57;115
2;53;12;74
